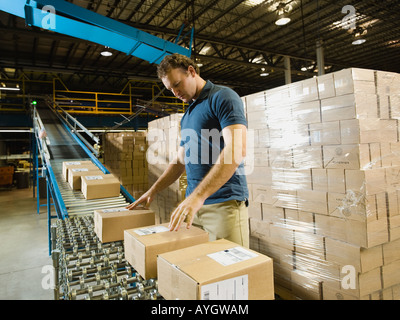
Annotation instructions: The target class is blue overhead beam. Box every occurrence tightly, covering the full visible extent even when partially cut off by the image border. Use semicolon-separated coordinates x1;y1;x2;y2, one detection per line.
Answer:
0;0;192;64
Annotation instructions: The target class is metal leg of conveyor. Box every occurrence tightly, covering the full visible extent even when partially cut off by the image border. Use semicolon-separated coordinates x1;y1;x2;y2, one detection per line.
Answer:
52;248;60;300
47;179;53;256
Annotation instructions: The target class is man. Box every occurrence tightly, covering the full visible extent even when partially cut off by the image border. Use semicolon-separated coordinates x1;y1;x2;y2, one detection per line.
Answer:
126;53;249;247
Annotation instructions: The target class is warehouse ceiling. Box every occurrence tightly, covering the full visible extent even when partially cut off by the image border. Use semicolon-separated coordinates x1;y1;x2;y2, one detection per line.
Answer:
0;0;399;103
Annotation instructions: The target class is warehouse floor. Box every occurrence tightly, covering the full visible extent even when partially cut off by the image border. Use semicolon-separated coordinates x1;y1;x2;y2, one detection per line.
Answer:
0;187;53;300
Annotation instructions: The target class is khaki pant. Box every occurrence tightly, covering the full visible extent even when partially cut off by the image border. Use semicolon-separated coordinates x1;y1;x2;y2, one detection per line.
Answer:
192;199;249;248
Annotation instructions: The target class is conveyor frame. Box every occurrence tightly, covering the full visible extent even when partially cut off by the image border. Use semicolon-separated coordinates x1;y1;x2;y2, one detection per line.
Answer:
31;102;135;255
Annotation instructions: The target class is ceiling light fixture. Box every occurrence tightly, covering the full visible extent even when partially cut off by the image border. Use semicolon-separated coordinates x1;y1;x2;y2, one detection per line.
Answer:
260;67;269;77
0;87;20;91
275;13;291;26
275;2;291;26
101;46;113;56
352;28;367;45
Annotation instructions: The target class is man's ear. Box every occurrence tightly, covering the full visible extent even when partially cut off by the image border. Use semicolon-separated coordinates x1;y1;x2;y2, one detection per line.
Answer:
188;65;196;77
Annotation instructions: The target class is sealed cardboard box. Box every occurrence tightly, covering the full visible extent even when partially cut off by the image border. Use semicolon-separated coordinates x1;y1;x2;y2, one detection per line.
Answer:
321;94;356;122
62;161;94;181
310;121;341;146
317;73;336;99
323;144;360;169
68;168;103;190
157;238;274;300
124;223;209;279
94;207;155;243
81;173;120;199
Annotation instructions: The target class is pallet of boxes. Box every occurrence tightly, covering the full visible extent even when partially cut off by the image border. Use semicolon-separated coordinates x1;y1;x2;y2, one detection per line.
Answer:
243;68;400;300
103;132;148;200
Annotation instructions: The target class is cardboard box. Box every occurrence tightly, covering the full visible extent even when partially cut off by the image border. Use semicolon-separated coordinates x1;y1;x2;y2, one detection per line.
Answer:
340;119;360;144
328;191;366;221
317;73;336;99
94;207;155;243
321;94;356;122
289;77;319;103
157;239;274;300
297;189;328;215
292;145;323;169
322;269;381;300
81;173;120;199
62;161;94;181
324;237;383;273
327;169;345;193
333;68;375;97
291;100;321;124
312;168;328;191
323;144;360;169
124;223;209;279
309;121;341;146
68;168;102;190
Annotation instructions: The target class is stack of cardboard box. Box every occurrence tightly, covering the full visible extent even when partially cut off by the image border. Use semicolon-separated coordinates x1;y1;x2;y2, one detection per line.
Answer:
103;132;148;200
147;113;187;223
122;222;274;300
62;160;120;199
243;68;400;299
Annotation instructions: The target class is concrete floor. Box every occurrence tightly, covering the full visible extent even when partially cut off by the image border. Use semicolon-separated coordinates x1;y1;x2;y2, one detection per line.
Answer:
0;187;54;300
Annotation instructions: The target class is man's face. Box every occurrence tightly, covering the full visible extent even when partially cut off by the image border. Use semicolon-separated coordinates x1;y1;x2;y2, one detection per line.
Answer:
161;66;197;103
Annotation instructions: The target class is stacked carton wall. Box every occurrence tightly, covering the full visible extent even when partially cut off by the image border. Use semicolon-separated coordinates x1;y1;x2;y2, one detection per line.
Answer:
103;132;148;200
243;68;400;300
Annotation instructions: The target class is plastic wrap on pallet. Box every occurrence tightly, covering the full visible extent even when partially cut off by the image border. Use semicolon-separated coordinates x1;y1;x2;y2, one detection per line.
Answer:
244;68;400;300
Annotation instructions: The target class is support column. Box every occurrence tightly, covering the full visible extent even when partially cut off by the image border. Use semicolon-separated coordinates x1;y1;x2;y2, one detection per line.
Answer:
316;40;325;76
284;56;292;84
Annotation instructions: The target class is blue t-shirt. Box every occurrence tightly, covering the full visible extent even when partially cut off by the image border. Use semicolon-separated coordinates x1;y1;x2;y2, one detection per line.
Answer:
180;80;249;205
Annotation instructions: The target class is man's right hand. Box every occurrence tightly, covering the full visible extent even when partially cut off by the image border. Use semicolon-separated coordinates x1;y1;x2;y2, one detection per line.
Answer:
125;189;154;210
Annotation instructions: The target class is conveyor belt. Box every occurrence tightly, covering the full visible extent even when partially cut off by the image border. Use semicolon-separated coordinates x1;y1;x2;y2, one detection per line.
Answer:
38;107;90;160
35;106;132;218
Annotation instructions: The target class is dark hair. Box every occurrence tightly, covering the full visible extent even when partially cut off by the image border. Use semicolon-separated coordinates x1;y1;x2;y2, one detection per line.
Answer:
157;53;200;79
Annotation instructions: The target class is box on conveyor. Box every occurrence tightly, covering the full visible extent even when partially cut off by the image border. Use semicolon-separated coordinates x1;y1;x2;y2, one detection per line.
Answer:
62;161;97;181
94;207;155;243
68;167;103;190
157;238;275;300
81;173;120;200
124;223;209;279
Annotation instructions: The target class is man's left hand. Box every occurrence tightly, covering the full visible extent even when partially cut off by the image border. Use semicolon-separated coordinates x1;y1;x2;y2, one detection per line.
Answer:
168;194;204;231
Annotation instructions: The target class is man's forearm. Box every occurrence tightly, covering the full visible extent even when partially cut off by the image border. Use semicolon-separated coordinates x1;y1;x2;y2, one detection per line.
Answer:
149;161;186;194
